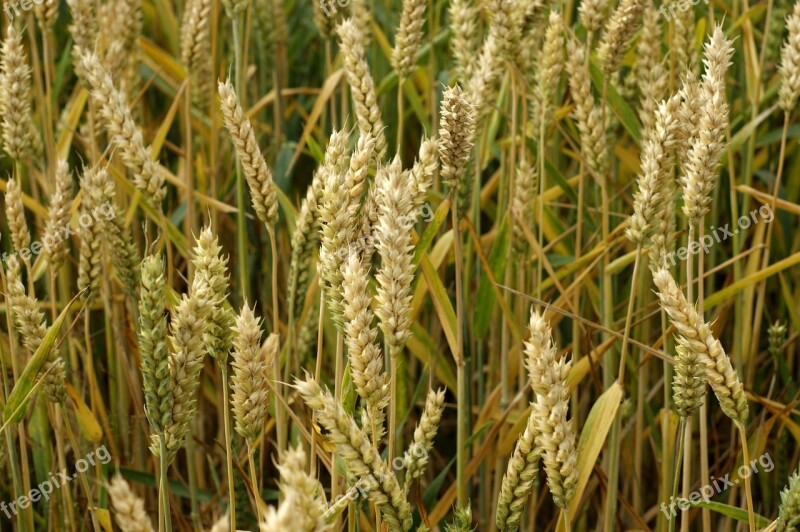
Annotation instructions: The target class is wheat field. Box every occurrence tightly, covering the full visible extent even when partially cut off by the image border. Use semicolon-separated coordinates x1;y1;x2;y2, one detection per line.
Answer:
0;0;799;529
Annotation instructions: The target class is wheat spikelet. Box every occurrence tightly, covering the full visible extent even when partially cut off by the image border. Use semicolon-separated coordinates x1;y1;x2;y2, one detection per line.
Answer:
231;306;274;442
672;344;705;418
392;0;426;80
579;0;606;33
1;26;36;161
67;0;98;59
597;0;644;75
7;256;66;403
511;158;537;256
778;468;800;531
671;0;698;76
341;253;389;439
565;37;609;177
192;227;233;365
375;159;416;358
408;137;438;208
77;167;113;302
679;26;733;222
496;410;540;532
287;165;326;322
181;0;213;107
769;321;788;360
77;50;166;204
525;309;578;509
274;445;328;531
35;0;59;31
636;3;667;133
221;0;247;18
403;388;445;493
448;0;480;81
337;19;387;158
653;268;749;426
532;11;564;133
627;94;680;246
780;1;800;113
467;33;503;119
5;178;30;254
108;475;155;532
295;376;413;530
43;161;74;271
438;85;476;190
138;254;172;436
218;78;279;226
319;131;374;325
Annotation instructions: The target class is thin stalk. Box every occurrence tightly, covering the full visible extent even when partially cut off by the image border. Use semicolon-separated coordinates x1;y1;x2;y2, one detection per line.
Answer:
680;417;693;532
738;424;756;532
268;226;286;454
62;404;101;532
232;16;250;302
310;295;326;477
158;435;172;532
452;190;468;507
617;246;642;384
248;444;263;523
697;221;710;532
668;416;687;532
537;117;545;298
397;78;405;155
221;367;237;530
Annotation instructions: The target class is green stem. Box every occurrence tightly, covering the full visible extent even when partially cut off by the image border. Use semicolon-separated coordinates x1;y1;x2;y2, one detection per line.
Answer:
221;367;237;530
452;191;468;507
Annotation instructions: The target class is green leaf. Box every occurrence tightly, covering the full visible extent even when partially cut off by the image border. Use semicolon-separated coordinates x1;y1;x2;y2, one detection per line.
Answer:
3;297;77;425
686;500;770;528
589;60;642;144
473;214;510;339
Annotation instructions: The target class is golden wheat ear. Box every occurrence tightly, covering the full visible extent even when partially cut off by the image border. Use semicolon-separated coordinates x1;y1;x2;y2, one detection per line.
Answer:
108;475;155;532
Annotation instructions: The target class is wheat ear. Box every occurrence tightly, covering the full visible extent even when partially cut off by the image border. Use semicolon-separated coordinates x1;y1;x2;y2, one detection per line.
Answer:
193;227;234;365
526;309;578;509
597;0;644;75
108;475;155;532
392;0;427;80
295;376;413;530
337;19;388;158
230;306;274;442
6;256;66;403
496;410;540;532
77;167;114;302
0;25;37;161
5;177;31;254
341;253;389;439
77;50;167;204
778;468;800;531
273;445;328;531
218;78;279;226
779;1;800;113
653;268;748;426
438;85;477;190
44;161;74;271
403;388;445;493
138;254;172;436
181;0;213;107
